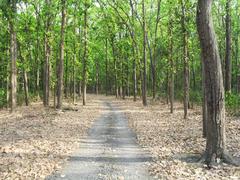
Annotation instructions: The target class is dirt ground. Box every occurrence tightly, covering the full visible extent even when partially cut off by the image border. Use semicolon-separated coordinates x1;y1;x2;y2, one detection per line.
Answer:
48;101;152;180
112;97;240;180
0;95;104;180
1;95;240;180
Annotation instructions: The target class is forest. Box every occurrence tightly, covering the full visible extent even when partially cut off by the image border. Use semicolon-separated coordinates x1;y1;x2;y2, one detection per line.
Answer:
1;0;240;179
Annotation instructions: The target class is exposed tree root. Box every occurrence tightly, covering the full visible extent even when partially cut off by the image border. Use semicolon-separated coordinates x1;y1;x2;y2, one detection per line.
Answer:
198;151;240;169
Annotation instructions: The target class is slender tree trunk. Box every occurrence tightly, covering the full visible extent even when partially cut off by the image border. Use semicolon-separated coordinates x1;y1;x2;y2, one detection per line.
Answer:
129;0;137;101
9;0;17;112
78;81;82;97
105;39;108;96
23;69;29;106
202;62;207;138
152;0;161;100
35;6;41;100
196;0;236;166
6;45;9;109
235;2;239;93
225;0;232;92
166;70;169;104
56;0;67;109
53;85;56;109
96;59;99;95
19;44;29;106
168;18;174;113
73;54;76;104
142;0;147;106
111;36;118;98
64;51;69;98
43;0;51;107
181;0;189;119
82;1;88;106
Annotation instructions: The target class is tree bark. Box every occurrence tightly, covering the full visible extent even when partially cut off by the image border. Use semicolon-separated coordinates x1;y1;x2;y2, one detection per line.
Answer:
35;5;41;100
196;0;234;166
96;59;99;95
19;44;29;106
152;0;161;100
9;0;17;112
129;0;138;101
168;17;174;114
181;0;189;119
142;0;147;106
110;35;118;98
202;62;207;138
43;0;51;107
56;0;67;109
105;39;108;96
82;1;88;106
225;0;232;92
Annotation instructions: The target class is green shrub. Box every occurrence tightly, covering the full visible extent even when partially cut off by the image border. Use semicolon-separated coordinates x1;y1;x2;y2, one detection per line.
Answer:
190;90;202;105
0;89;7;108
225;92;240;115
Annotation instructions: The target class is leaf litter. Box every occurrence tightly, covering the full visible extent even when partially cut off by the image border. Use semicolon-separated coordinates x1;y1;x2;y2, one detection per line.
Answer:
112;98;240;180
0;95;104;179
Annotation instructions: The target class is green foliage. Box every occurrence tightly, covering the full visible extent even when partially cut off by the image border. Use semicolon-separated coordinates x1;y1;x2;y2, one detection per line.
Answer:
0;88;6;108
190;90;202;105
225;92;240;115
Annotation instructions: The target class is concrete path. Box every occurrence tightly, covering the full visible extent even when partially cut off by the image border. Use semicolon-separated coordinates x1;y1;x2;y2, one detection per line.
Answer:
47;101;153;180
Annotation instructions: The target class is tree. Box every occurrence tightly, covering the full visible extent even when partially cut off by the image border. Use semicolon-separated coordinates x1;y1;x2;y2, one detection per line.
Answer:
9;0;17;112
181;0;189;119
225;0;232;92
142;0;147;106
56;0;67;109
82;0;89;106
197;0;238;167
43;0;51;107
168;12;174;114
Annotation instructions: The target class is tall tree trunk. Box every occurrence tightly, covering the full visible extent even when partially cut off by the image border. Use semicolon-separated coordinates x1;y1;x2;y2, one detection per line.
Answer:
181;0;189;119
23;69;29;106
235;2;239;93
152;0;162;100
96;59;99;95
35;5;41;100
6;44;10;109
64;51;69;98
225;0;232;92
43;0;51;107
105;39;108;96
82;1;88;106
73;53;76;104
56;0;67;109
129;0;137;101
19;44;29;106
111;36;118;98
78;81;82;97
196;0;237;166
168;17;174;113
9;0;17;112
142;0;147;106
202;62;207;138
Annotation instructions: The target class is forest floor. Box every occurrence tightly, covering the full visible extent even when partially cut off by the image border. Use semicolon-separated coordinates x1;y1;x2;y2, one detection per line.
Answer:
0;95;104;179
112;97;240;180
1;95;240;180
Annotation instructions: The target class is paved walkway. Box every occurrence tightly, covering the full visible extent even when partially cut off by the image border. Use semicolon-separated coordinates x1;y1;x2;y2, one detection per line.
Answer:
48;101;153;180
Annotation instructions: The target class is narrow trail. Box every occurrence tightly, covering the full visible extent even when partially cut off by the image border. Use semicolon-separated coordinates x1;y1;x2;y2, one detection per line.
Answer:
48;101;153;180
